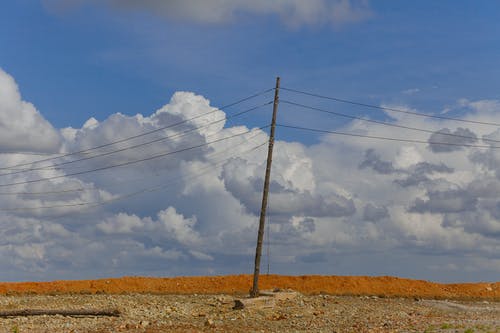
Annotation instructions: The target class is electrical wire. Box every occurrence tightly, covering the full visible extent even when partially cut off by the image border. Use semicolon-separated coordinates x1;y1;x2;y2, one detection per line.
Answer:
0;127;269;196
281;87;500;127
277;124;500;149
281;100;499;144
0;139;268;212
0;88;274;168
0;102;272;177
0;125;270;188
0;151;59;156
0;188;85;196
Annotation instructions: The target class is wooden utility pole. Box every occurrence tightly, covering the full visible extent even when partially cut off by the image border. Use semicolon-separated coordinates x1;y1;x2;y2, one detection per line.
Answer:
250;77;280;297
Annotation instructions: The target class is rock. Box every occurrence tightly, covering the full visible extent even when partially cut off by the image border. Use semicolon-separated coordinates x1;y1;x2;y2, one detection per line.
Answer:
233;296;276;310
205;318;215;327
216;296;232;304
0;292;498;332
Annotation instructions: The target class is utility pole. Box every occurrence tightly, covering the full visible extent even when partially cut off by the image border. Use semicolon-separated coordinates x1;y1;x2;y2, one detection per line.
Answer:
250;77;280;297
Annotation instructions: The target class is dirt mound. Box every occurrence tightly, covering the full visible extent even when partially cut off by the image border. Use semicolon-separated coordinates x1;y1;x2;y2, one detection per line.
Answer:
0;275;498;300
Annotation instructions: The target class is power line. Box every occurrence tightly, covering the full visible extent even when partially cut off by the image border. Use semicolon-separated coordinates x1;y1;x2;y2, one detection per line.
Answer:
277;124;500;149
0;88;273;169
281;100;499;144
0;200;91;212
0;125;270;188
0;102;272;177
0;151;60;156
0;188;85;196
281;87;500;127
0;139;268;212
214;88;274;109
0;129;268;197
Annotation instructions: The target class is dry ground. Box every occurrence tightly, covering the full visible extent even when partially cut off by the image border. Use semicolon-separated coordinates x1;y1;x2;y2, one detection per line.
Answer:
0;275;498;332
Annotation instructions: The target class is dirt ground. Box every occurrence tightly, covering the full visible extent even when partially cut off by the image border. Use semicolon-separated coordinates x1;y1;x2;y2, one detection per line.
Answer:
0;275;498;299
0;275;498;332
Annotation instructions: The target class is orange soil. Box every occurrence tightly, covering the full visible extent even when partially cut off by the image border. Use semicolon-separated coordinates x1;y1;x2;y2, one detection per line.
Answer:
0;275;498;300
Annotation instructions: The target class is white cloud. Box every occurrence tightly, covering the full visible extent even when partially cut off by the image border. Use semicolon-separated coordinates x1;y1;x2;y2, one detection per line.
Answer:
158;207;200;246
189;250;214;261
394;146;422;169
98;213;144;234
0;69;61;153
0;68;500;282
44;0;372;27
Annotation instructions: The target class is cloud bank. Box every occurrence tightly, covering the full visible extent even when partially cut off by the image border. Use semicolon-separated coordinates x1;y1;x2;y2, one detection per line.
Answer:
0;68;499;282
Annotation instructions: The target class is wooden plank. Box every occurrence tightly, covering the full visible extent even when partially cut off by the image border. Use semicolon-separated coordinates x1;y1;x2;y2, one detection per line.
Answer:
0;309;120;317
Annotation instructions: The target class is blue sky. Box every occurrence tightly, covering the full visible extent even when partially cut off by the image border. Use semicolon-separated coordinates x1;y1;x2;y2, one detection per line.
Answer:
3;1;500;130
0;1;500;282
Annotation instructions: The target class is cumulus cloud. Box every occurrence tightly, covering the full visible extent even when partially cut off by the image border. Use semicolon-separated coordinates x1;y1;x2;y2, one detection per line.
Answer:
410;189;478;214
0;69;61;153
44;0;372;27
359;148;397;174
1;68;500;281
427;127;478;153
363;203;388;221
394;162;454;187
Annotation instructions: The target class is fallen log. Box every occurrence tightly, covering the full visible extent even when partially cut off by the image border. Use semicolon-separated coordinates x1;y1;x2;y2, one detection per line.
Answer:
0;309;120;317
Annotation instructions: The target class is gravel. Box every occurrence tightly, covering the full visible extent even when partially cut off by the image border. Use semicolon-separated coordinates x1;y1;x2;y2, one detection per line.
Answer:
0;293;498;332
